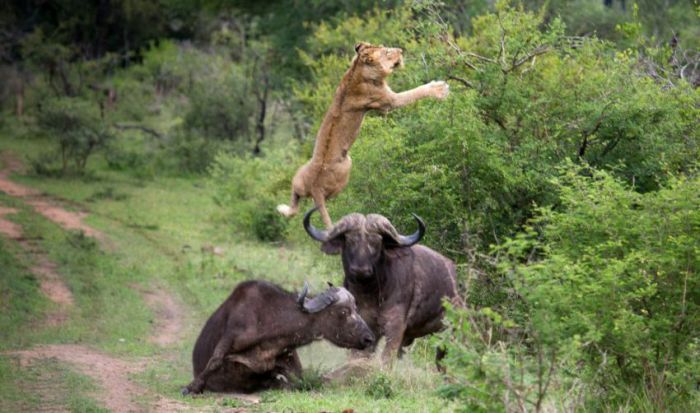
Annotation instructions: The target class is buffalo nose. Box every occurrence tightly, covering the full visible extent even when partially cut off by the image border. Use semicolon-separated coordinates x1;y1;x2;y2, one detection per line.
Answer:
349;265;372;276
362;333;375;348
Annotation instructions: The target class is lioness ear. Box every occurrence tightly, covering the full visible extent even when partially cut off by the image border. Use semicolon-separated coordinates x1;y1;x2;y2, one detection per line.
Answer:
355;42;368;54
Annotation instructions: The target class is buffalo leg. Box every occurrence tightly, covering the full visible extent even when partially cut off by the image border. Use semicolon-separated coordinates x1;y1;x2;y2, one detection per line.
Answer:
183;333;236;395
271;350;302;389
380;309;407;363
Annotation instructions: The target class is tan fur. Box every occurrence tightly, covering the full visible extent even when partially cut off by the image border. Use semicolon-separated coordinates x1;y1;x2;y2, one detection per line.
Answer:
277;43;450;227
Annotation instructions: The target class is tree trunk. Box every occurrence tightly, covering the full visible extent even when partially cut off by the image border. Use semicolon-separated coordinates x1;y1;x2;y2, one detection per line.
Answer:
253;74;269;155
15;78;24;118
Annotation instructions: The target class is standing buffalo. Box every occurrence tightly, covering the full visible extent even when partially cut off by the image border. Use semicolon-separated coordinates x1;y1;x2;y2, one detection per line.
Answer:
183;280;375;394
303;208;460;363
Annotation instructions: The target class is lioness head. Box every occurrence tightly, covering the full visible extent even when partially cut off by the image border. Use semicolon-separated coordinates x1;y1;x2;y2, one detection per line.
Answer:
354;42;403;79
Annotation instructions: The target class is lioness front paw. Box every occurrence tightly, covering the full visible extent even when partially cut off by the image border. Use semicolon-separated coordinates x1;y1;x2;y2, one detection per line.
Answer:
428;80;450;99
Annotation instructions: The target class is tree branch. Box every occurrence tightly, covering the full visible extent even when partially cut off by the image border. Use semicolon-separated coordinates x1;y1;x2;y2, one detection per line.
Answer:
113;123;164;139
447;75;475;89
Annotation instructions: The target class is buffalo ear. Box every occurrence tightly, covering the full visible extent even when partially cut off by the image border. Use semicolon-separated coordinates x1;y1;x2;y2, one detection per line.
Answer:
320;238;343;255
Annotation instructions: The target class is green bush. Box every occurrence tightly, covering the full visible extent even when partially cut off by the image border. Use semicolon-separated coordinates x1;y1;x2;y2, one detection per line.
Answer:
365;372;396;399
298;2;700;255
251;198;288;242
35;97;113;174
438;162;700;411
209;146;297;241
183;63;254;143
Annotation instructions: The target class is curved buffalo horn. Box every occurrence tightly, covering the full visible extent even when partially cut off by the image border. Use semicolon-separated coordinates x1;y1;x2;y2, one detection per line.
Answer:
302;288;339;314
303;207;328;242
395;213;426;247
297;282;309;308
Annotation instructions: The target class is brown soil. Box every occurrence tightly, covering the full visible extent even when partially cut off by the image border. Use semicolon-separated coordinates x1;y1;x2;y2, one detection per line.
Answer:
0;151;105;242
7;344;190;413
0;151;227;412
0;205;73;326
0;206;22;238
141;286;185;347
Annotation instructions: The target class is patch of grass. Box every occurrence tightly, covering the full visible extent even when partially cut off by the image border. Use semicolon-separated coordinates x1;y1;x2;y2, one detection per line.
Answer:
0;357;107;413
291;366;325;392
86;186;129;202
0;211;47;350
0;355;40;412
365;371;396;399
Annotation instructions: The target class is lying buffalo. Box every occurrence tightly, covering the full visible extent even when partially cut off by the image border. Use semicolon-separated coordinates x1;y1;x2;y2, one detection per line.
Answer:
304;208;460;363
183;280;375;394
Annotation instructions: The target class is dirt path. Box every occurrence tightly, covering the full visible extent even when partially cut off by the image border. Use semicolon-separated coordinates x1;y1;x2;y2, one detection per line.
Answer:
7;344;192;413
141;285;185;347
0;206;73;326
0;151;105;241
0;151;219;412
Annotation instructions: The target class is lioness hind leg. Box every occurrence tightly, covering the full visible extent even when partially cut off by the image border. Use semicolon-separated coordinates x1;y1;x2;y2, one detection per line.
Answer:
311;191;333;228
277;192;300;218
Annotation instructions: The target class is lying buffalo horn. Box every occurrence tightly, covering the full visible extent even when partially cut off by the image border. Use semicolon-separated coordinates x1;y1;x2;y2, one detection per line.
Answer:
297;282;309;308
396;213;426;247
303;207;329;241
301;288;339;314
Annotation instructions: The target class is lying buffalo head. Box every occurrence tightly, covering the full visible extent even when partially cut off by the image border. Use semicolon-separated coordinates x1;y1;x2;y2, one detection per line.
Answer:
297;282;375;349
303;208;425;282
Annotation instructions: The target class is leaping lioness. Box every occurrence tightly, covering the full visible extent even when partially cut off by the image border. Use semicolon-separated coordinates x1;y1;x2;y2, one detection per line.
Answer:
277;42;449;227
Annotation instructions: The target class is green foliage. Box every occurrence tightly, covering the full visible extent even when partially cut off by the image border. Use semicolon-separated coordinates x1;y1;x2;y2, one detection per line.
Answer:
251;200;288;242
290;366;325;392
438;163;700;410
3;0;700;410
209;147;296;241
365;371;396;399
35;98;114;174
183;63;254;143
0;236;46;350
298;2;699;255
515;164;699;406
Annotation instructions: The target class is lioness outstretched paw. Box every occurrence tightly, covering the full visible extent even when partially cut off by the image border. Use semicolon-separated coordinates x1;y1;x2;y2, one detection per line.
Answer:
428;80;450;99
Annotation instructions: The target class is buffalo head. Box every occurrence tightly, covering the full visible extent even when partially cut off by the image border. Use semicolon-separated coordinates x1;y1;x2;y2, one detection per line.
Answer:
297;282;375;350
303;208;425;282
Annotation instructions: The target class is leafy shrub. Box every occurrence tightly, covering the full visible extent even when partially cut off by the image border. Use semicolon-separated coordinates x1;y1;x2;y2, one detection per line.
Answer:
364;372;395;399
299;1;700;256
168;130;222;174
183;63;254;143
209;146;297;241
438;162;700;411
36;97;113;174
290;367;325;392
251;198;288;242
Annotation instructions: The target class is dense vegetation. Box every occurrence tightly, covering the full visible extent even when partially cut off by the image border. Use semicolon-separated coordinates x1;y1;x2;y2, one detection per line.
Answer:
1;0;698;411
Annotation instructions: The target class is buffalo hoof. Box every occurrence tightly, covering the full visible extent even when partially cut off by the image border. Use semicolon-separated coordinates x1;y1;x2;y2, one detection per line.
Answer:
181;387;191;396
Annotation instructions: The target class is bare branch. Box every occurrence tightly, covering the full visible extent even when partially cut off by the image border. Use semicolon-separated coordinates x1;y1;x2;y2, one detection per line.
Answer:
447;75;475;89
507;46;550;73
113;123;164;139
